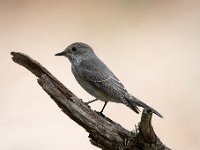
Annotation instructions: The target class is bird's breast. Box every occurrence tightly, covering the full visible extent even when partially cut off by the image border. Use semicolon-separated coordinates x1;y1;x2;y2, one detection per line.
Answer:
71;65;116;102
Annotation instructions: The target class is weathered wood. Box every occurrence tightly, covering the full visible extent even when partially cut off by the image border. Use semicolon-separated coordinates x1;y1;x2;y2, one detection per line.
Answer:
11;52;170;150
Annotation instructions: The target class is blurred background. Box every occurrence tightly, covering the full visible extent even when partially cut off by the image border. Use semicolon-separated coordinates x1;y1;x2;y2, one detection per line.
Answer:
1;0;200;149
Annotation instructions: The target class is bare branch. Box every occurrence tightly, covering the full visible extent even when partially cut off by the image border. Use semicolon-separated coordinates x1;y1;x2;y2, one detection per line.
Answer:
11;52;170;150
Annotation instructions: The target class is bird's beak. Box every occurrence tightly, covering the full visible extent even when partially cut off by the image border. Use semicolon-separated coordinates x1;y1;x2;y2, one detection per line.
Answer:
55;51;65;56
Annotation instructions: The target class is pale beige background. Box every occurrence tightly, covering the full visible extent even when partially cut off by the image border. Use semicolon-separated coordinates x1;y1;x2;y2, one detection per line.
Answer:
1;0;200;149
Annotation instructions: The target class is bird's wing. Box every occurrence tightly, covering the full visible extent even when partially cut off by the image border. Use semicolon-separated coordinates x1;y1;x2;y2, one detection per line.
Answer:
78;58;128;100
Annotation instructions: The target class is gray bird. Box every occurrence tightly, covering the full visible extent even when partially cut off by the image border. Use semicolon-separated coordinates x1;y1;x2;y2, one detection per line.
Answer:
55;42;163;118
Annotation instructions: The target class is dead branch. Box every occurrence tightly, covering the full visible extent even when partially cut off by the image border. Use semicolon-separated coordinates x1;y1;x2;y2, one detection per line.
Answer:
11;52;170;150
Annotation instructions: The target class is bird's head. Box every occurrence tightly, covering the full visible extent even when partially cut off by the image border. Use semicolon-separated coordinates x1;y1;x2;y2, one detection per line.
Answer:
55;42;95;63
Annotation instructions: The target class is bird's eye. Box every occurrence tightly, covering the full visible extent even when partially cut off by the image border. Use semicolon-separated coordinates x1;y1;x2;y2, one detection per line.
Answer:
72;47;77;52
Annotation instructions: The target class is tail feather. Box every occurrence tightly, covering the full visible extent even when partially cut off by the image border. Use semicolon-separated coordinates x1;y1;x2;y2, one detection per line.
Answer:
124;94;163;118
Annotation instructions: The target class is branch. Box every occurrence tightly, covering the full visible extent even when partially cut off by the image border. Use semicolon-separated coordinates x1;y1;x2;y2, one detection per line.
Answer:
11;52;170;150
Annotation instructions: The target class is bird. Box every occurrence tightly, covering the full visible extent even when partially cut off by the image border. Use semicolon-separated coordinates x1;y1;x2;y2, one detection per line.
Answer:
55;42;163;118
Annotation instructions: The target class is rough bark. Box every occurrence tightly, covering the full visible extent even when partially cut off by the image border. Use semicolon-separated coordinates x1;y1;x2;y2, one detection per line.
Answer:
11;52;171;150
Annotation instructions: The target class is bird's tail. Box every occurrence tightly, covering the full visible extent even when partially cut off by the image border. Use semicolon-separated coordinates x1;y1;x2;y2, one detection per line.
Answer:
124;94;163;118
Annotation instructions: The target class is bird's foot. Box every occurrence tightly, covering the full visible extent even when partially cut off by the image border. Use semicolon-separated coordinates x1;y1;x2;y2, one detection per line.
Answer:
84;102;91;108
95;111;106;118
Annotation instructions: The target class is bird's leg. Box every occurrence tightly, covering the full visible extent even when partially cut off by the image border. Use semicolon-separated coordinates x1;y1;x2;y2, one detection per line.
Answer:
100;102;108;114
85;98;98;105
